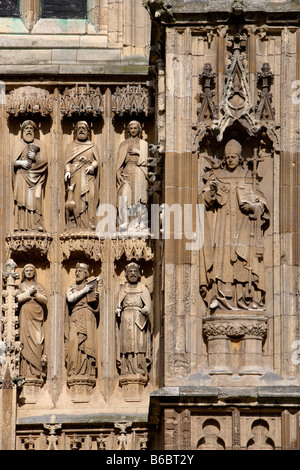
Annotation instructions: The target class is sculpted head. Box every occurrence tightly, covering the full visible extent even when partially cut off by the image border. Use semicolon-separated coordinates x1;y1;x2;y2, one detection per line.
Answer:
21;120;36;144
75;262;89;283
74;121;90;142
127;121;142;139
22;263;37;282
125;262;141;285
224;139;242;170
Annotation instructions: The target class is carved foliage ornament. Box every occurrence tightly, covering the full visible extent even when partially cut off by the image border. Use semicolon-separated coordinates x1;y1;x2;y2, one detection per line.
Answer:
6;86;53;117
60;84;104;117
203;321;268;339
112;83;154;117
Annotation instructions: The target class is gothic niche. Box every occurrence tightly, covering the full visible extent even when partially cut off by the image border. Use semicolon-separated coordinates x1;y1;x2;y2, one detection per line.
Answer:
64;262;100;402
115;262;152;401
195;31;277;376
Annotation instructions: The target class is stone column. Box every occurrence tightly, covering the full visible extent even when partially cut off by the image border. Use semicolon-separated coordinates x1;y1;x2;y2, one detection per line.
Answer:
279;27;299;378
164;27;198;383
48;88;64;405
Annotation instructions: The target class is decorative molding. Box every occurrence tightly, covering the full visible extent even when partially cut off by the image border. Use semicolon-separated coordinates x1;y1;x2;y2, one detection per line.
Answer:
114;422;132;451
1;259;22;386
112;237;153;261
6;86;53;117
5;232;53;259
60;84;104;117
198;63;218;122
43;416;62;451
194;35;279;151
67;375;96;403
203;318;268;339
119;374;147;402
111;82;154;117
59;232;102;261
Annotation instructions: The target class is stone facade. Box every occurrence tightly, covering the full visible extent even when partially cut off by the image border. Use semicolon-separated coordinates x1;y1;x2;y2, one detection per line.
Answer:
0;0;300;451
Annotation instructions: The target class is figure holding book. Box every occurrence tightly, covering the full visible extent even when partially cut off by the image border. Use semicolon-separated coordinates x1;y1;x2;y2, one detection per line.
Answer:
199;139;269;312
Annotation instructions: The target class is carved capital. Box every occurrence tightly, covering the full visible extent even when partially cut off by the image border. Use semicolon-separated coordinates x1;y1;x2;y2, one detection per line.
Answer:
203;317;268;340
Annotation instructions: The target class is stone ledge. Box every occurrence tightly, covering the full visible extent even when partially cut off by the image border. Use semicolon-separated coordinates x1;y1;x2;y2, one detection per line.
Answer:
150;384;300;401
18;413;149;425
171;0;300;14
0;59;149;76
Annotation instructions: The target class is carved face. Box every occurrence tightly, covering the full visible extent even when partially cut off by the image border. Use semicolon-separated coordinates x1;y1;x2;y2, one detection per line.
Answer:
75;267;88;283
22;124;35;144
23;265;35;281
76;124;89;142
128;122;140;138
225;153;240;170
126;266;140;284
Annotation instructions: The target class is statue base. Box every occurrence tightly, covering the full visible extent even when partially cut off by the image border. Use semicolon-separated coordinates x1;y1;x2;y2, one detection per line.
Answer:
67;375;96;403
119;374;148;402
19;377;44;404
203;313;268;376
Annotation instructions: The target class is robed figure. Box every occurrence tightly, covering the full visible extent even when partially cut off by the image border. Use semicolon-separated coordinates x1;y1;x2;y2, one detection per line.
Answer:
116;121;149;231
12;120;48;231
64;121;100;230
16;264;47;380
199;139;269;312
115;263;152;377
65;263;99;378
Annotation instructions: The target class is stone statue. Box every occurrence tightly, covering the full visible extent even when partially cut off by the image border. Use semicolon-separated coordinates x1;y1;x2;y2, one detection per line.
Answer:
64;121;100;230
65;263;99;378
199;139;270;312
12;120;48;231
16;264;47;380
115;262;151;377
116;121;149;231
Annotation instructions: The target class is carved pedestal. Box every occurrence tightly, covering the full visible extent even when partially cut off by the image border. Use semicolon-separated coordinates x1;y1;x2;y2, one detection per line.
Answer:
203;313;268;376
19;378;44;404
119;374;147;402
67;376;96;403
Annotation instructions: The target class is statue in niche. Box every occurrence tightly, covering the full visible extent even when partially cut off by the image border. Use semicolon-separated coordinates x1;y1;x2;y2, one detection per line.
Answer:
64;121;100;230
65;263;99;378
115;262;152;378
12;120;48;232
116;121;149;232
16;264;47;380
199;139;269;312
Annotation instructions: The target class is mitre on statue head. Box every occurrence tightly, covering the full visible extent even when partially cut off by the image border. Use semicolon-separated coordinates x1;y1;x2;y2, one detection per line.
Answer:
224;139;242;156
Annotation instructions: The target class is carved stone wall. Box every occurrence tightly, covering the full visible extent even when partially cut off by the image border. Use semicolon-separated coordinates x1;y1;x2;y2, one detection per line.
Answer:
0;0;300;452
